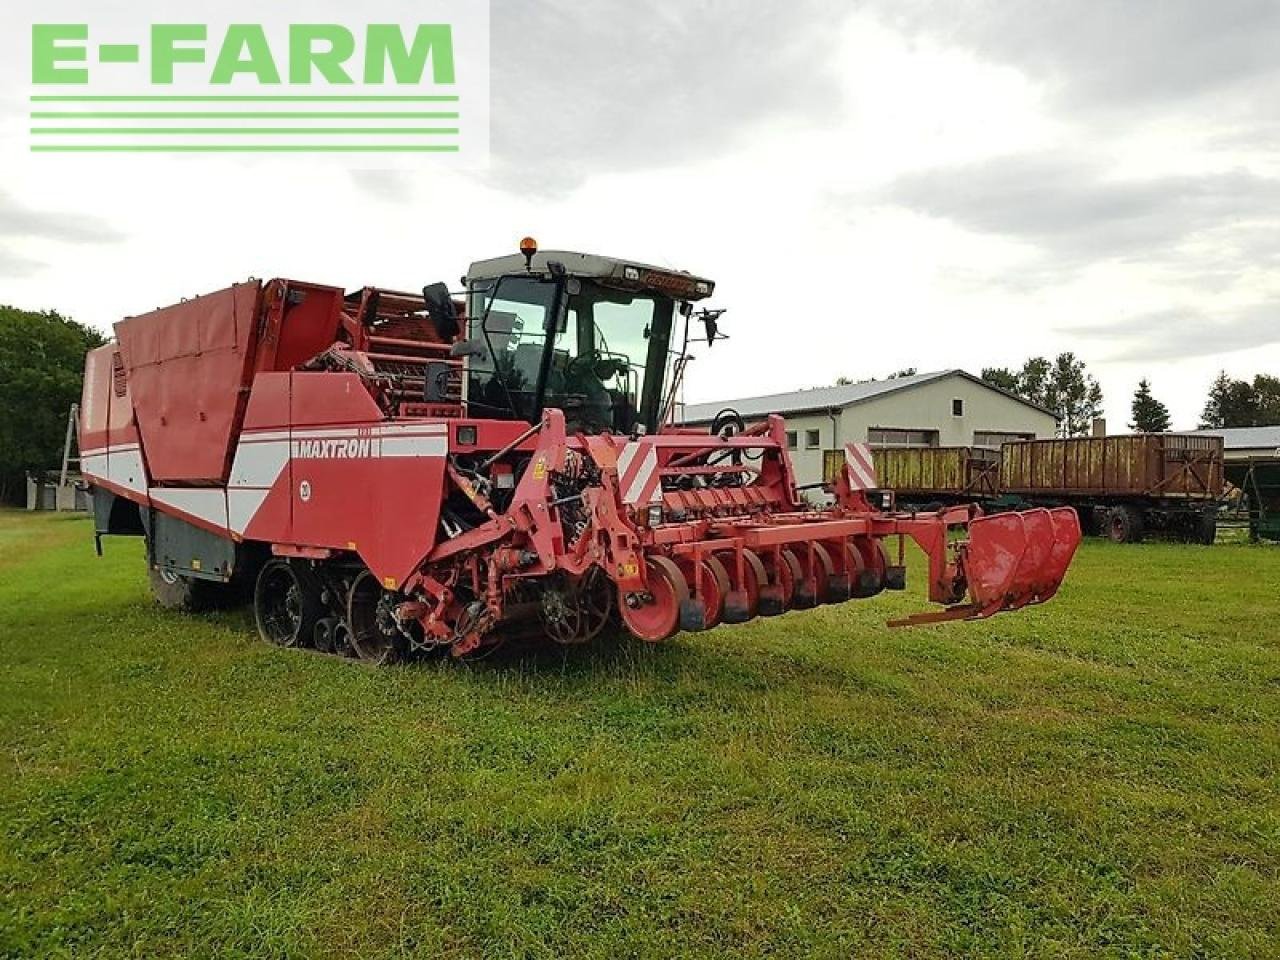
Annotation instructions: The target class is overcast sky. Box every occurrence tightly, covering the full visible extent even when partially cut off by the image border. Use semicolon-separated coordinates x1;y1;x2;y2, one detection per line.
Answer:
4;0;1279;429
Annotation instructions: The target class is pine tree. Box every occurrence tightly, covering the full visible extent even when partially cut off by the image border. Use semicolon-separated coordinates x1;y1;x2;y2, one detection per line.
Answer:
1129;378;1171;432
1200;371;1263;428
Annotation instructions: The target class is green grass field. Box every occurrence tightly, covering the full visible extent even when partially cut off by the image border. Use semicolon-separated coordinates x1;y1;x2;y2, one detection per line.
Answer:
1;510;1278;958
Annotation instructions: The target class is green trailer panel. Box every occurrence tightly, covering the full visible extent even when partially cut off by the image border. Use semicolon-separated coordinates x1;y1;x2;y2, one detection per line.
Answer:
865;446;1000;498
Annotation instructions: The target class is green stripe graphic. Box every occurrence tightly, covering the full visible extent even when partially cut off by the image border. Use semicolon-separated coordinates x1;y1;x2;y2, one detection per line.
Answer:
28;94;467;154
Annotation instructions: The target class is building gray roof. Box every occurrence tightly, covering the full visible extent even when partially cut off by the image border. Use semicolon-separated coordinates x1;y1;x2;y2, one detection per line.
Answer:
677;369;1057;423
1187;425;1280;450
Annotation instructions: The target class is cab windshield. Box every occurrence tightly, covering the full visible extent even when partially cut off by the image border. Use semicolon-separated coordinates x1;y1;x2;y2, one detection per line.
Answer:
466;275;675;433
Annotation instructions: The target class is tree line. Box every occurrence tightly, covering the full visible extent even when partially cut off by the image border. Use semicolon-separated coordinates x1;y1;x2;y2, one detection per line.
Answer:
979;358;1280;435
0;306;106;504
980;354;1104;437
1116;371;1280;432
1199;373;1280;429
835;357;1279;437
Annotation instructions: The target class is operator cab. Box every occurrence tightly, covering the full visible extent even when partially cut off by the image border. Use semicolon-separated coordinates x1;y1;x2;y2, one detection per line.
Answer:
457;244;715;434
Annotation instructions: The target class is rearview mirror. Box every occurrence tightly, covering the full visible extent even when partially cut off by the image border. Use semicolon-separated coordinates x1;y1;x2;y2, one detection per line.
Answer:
699;308;726;347
422;282;460;341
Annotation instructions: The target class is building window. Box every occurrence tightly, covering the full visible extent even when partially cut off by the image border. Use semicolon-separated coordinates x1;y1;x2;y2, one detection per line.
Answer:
805;429;821;449
952;398;964;417
867;428;939;447
785;430;797;449
973;430;1035;448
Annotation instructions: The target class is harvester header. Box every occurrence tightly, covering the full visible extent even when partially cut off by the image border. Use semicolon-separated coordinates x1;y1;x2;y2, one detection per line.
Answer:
79;240;1081;662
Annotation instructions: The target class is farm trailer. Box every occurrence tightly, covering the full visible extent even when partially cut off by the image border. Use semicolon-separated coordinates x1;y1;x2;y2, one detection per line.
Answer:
79;241;1082;661
839;435;1224;544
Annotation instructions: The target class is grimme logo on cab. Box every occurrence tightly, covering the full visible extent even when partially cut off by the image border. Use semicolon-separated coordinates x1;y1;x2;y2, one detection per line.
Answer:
26;5;488;159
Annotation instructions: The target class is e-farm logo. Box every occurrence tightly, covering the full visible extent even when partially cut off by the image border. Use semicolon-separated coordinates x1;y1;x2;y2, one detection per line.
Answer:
26;8;487;157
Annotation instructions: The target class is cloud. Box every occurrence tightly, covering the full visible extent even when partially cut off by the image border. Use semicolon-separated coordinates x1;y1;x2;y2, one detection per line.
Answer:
487;0;847;193
884;154;1280;266
1063;304;1280;361
0;247;46;278
0;191;125;246
0;191;124;280
347;170;415;204
879;0;1280;116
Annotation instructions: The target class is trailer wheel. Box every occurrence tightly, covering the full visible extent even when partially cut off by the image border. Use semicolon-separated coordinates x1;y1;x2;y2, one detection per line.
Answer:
253;559;323;648
1105;506;1145;543
1194;511;1217;545
1077;506;1101;537
347;570;408;665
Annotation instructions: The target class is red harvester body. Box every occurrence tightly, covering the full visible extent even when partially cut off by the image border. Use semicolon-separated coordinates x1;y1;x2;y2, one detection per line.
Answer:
80;247;1081;661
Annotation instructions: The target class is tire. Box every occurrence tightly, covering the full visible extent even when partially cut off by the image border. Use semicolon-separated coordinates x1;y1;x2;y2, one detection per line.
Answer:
1194;511;1217;546
1105;506;1145;543
1077;506;1101;537
148;565;220;612
253;558;324;648
313;616;340;654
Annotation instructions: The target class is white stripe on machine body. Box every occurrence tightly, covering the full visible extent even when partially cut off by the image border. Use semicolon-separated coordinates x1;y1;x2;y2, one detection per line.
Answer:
80;443;147;497
83;421;450;535
149;488;229;529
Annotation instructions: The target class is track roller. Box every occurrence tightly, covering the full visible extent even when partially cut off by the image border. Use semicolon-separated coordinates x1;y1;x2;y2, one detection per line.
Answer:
313;616;340;654
253;558;323;648
347;570;408;665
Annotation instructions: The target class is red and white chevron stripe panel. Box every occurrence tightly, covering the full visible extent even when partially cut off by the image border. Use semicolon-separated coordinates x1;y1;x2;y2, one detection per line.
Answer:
616;441;664;505
843;442;878;490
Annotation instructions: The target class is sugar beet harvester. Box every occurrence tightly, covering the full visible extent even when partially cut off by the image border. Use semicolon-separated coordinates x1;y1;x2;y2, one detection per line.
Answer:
80;242;1081;662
